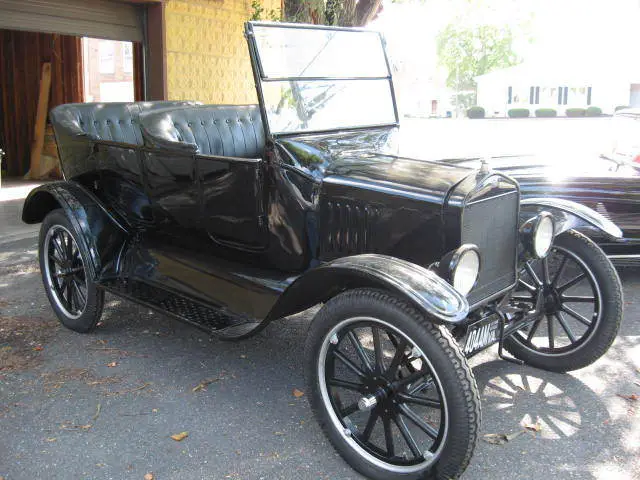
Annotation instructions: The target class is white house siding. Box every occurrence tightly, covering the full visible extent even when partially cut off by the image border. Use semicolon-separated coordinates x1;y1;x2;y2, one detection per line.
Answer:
476;62;635;116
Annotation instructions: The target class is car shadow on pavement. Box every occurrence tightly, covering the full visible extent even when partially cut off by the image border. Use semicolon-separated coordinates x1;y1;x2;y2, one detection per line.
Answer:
468;359;639;479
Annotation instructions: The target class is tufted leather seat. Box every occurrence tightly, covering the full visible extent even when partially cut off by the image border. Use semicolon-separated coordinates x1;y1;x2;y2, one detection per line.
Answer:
140;105;265;158
50;101;200;145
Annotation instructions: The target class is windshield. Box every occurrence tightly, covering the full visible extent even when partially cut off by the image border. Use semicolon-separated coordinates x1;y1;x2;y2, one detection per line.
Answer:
247;22;398;135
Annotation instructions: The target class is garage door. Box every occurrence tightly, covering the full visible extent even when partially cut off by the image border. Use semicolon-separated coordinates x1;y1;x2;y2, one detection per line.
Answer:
0;0;143;42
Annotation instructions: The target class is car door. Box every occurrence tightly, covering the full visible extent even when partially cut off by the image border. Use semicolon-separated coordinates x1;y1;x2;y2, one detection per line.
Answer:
141;148;200;245
197;154;268;250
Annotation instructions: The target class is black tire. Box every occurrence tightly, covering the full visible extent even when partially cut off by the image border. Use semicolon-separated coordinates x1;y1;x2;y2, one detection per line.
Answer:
305;289;480;480
504;230;623;372
39;209;104;333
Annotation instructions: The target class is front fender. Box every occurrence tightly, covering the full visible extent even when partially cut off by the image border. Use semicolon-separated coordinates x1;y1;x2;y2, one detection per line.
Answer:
520;197;623;240
22;181;129;281
265;254;469;325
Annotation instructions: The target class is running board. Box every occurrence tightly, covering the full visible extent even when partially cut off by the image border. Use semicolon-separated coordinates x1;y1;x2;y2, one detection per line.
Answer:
101;279;264;339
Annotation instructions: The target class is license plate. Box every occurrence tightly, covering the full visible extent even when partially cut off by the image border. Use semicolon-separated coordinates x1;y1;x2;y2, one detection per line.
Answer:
463;315;500;356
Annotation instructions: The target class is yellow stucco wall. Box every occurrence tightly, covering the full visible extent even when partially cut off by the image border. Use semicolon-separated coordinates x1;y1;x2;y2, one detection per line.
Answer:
165;0;280;104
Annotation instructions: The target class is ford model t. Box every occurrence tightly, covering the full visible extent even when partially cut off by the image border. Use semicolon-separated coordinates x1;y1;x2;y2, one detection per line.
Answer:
23;22;623;479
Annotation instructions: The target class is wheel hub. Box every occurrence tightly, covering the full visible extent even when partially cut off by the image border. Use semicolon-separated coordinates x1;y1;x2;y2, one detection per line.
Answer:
360;375;394;410
543;286;561;315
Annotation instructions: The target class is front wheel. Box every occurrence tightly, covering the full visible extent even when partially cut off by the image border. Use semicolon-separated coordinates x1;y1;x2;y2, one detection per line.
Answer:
305;289;480;480
505;230;623;372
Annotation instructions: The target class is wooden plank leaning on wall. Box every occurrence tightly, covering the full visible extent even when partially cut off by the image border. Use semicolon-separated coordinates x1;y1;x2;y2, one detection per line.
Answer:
0;30;83;178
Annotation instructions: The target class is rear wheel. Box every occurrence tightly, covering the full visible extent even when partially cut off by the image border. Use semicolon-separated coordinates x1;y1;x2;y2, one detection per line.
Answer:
39;209;104;333
305;289;480;480
505;230;622;372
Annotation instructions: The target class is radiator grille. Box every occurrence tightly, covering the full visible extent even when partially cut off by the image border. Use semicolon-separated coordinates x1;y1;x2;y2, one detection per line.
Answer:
463;191;518;306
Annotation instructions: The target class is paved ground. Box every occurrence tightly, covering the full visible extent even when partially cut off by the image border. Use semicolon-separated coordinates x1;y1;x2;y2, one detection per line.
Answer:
0;115;638;480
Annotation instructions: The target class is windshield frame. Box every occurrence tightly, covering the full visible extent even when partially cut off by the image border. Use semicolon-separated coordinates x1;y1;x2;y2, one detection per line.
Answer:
245;21;400;138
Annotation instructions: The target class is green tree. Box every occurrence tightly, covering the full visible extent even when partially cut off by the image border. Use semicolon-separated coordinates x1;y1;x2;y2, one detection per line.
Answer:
436;24;520;110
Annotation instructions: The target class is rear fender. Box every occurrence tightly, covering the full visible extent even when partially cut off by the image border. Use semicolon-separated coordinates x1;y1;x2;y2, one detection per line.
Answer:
520;197;623;240
265;254;469;325
22;181;129;280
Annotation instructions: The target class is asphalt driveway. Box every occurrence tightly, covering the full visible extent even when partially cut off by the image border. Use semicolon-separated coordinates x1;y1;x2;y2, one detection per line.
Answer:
1;187;638;480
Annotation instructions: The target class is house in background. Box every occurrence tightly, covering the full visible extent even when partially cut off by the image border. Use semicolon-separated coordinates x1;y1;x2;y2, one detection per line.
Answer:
82;38;135;103
476;60;640;117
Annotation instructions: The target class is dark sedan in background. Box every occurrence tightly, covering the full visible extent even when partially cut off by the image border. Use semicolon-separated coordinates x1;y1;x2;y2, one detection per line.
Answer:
447;109;640;267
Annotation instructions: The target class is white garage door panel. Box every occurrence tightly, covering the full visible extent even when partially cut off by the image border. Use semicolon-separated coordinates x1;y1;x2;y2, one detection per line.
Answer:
0;0;142;41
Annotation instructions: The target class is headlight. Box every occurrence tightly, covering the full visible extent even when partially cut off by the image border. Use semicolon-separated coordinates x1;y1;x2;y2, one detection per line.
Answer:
533;213;554;257
521;212;555;258
439;244;481;296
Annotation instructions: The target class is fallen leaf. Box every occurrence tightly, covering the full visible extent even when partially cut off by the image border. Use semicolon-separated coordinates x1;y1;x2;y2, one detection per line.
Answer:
33;345;44;351
192;377;221;392
104;382;151;396
523;419;542;432
617;394;639;401
240;354;247;359
152;408;158;413
170;431;189;441
483;430;524;445
61;423;92;430
274;431;285;436
107;362;118;368
46;437;57;442
144;473;154;480
292;388;304;398
92;403;102;421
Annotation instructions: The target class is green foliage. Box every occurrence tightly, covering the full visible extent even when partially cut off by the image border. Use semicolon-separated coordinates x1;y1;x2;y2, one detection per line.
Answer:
451;92;476;111
615;105;630;112
436;24;520;105
585;106;602;117
565;108;586;117
508;108;530;118
467;106;485;119
534;108;557;118
250;0;280;21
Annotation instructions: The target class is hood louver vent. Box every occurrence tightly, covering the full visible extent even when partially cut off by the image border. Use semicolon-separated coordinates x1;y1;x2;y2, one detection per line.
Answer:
321;201;380;255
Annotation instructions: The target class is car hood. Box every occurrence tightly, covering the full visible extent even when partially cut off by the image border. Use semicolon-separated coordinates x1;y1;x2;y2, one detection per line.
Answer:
277;126;640;189
277;127;476;201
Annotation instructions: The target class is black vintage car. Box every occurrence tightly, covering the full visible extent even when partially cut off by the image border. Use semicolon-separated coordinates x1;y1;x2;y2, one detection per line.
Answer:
23;22;624;480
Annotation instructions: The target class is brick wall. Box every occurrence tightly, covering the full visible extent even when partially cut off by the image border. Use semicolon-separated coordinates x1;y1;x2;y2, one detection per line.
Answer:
165;0;280;105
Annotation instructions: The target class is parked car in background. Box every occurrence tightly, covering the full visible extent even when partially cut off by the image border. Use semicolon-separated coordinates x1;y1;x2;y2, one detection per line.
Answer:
606;107;640;165
433;109;640;267
22;22;624;480
440;151;640;266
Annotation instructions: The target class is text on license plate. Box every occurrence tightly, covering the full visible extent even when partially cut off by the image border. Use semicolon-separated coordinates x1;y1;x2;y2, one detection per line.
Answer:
463;317;500;355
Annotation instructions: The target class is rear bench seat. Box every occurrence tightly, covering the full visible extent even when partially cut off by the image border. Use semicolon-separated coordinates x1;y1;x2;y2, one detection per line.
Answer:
140;105;265;159
50;100;199;147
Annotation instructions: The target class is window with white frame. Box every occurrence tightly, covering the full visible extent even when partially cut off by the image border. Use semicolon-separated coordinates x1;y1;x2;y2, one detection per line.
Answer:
123;43;133;74
99;41;115;74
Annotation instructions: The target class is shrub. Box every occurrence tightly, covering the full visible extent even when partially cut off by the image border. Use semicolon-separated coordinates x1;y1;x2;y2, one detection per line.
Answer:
566;108;586;117
534;108;557;118
467;106;485;119
615;105;630;112
508;108;530;118
586;106;602;117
